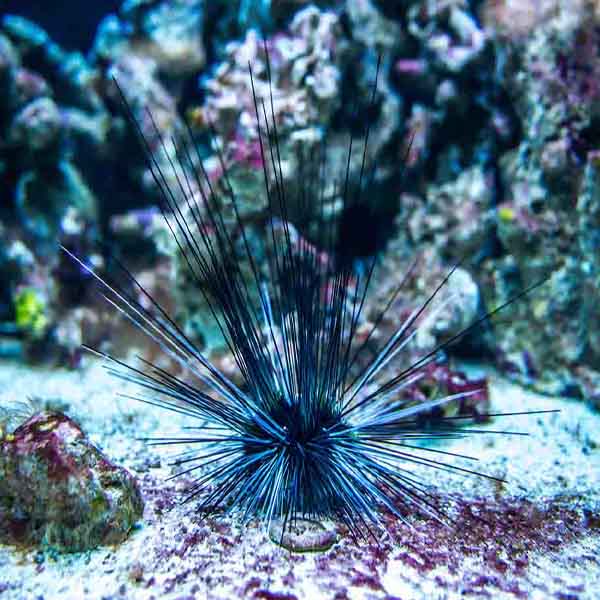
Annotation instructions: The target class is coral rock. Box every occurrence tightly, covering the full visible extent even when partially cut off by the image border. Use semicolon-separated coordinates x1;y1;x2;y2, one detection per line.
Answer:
0;412;143;552
94;0;206;75
9;97;61;152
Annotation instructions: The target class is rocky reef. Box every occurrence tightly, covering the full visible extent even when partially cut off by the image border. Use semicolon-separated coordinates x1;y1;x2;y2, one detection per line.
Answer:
0;14;108;363
0;2;598;409
486;0;600;399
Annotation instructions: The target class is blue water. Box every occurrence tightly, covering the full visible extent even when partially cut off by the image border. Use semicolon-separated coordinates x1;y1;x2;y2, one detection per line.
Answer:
1;1;122;51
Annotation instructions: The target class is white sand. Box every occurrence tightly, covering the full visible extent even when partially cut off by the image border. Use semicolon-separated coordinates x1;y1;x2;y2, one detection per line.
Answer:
0;359;599;599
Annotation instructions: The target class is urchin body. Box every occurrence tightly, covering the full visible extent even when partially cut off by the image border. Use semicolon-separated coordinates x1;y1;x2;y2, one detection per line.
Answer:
239;400;351;519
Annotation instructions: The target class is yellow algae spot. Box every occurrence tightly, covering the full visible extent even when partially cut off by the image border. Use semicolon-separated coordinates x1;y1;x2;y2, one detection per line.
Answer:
14;288;48;338
533;299;548;319
186;106;205;128
5;433;15;442
498;206;515;222
589;152;600;170
38;419;58;432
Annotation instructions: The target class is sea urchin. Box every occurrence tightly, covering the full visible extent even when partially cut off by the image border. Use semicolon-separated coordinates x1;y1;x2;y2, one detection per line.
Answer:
63;51;551;540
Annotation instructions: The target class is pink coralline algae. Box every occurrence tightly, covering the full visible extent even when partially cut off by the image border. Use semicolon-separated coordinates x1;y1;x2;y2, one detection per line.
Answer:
200;7;346;140
125;473;599;599
0;411;143;552
401;363;490;422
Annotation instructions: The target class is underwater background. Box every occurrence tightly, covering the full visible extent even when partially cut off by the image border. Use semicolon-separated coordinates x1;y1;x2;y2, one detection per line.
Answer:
0;1;599;599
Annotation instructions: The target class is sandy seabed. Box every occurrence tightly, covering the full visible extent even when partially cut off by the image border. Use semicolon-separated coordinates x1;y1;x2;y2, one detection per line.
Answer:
0;359;599;600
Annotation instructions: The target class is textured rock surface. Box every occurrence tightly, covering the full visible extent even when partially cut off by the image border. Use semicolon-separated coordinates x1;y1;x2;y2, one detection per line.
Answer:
353;0;600;399
480;0;600;397
94;0;206;75
0;410;143;552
